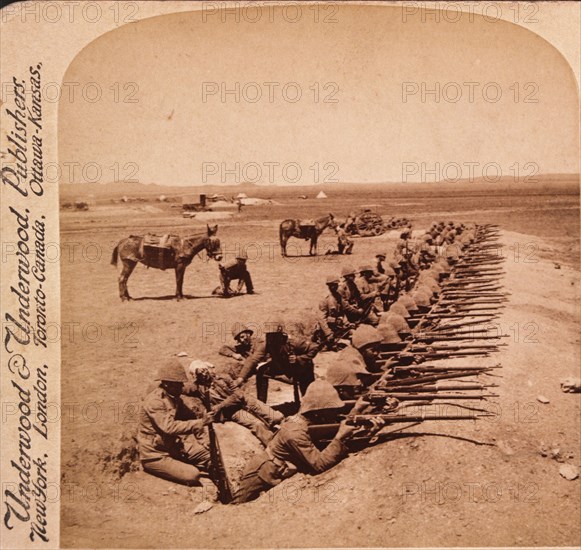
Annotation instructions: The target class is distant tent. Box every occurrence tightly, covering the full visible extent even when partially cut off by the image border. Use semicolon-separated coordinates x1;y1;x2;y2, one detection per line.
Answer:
316;190;328;199
236;192;248;199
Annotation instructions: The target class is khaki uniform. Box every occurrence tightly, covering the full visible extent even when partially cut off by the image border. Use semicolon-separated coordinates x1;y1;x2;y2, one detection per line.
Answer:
354;276;381;325
317;292;349;341
218;339;252;360
395;238;412;259
337;280;365;323
219;260;254;295
233;414;347;503
138;387;210;485
240;335;318;396
418;242;436;268
336;227;354;254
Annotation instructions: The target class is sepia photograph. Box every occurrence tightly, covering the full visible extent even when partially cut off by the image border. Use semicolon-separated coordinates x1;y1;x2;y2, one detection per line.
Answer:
0;1;580;548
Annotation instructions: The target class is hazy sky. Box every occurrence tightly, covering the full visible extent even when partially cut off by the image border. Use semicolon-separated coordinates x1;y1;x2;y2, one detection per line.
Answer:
59;4;579;186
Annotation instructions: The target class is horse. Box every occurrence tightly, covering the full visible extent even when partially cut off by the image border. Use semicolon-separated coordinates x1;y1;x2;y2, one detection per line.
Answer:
279;213;336;257
111;224;223;301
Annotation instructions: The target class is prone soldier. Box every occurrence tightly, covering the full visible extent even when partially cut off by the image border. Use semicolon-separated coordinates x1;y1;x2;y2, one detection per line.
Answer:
219;324;255;362
232;380;356;504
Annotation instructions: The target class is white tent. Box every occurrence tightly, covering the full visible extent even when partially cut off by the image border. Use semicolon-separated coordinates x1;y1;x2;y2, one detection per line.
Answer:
316;190;328;199
236;192;248;199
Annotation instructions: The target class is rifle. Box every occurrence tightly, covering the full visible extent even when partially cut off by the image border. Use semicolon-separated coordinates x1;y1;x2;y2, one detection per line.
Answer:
381;370;495;386
379;349;494;365
422;319;497;332
442;279;502;286
453;269;505;275
454;262;503;269
447;285;504;291
441;301;505;307
408;342;505;352
202;390;233;504
365;391;497;402
425;312;501;319
435;303;505;310
393;364;501;373
415;334;507;343
440;293;506;300
308;411;495;441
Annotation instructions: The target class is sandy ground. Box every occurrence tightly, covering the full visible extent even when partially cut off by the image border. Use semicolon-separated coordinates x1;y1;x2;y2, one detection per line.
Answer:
59;193;580;548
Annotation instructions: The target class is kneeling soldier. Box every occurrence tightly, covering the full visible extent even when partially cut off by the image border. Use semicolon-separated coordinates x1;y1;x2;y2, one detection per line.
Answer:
217;251;254;297
335;224;354;255
138;359;212;486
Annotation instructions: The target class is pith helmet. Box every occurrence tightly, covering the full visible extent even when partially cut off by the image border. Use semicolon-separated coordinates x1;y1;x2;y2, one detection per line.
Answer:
434;257;450;268
299;380;344;414
380;312;410;333
388;260;400;270
378;324;403;344
236;250;248;261
326;275;340;285
358;264;374;274
352;325;382;350
418;276;440;293
326;361;369;387
341;265;357;277
399;295;418;311
232;324;253;340
389;302;411;318
156;358;188;383
412;290;431;307
375;252;387;259
416;284;435;298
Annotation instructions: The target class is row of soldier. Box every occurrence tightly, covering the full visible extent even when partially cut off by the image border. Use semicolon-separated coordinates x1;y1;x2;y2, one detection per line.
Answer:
137;220;480;503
